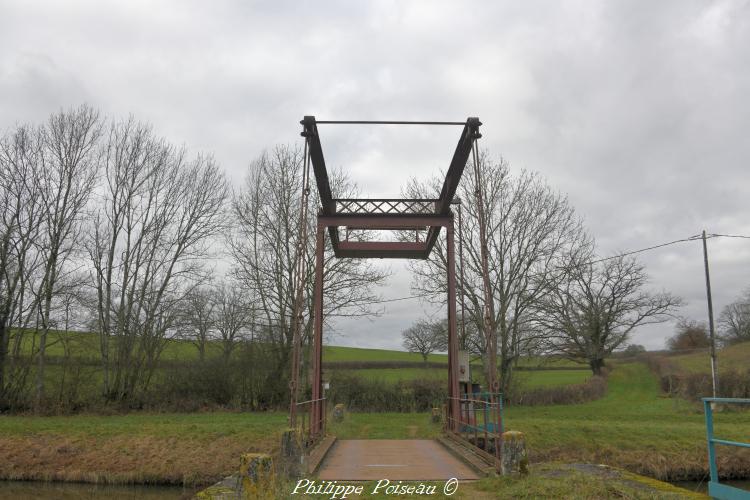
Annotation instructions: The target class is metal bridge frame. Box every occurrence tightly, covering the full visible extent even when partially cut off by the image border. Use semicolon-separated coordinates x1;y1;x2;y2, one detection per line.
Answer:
295;116;483;439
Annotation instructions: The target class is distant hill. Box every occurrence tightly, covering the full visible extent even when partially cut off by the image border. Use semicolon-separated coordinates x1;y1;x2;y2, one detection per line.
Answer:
667;341;750;374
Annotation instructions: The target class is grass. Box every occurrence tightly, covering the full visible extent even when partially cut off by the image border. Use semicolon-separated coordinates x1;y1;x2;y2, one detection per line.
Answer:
0;411;284;438
18;328;586;368
273;462;701;499
514;369;590;388
323;345;447;363
506;363;748;480
335;367;445;382
329;412;441;440
667;341;750;374
0;412;287;486
15;328;204;362
0;362;746;486
468;463;703;499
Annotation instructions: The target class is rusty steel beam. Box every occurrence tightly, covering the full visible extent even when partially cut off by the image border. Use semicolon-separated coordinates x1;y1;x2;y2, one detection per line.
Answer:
344;226;427;231
315;120;468;125
446;219;461;431
302;116;340;250
424;117;481;254
337;250;428;260
336;241;429;259
338;241;426;252
436;118;481;214
319;215;452;229
311;224;325;437
302;116;334;214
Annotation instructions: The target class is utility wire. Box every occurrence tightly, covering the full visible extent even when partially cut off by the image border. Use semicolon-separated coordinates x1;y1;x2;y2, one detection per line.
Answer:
708;233;750;240
586;234;703;265
354;232;750;307
210;233;750;320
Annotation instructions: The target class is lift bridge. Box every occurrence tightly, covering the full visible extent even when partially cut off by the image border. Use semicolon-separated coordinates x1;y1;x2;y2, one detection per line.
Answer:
287;117;504;480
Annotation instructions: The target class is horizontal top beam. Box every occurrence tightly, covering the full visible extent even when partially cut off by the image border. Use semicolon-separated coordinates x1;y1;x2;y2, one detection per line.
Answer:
333;198;440;202
319;215;452;229
703;397;750;404
311;120;467;126
345;226;427;231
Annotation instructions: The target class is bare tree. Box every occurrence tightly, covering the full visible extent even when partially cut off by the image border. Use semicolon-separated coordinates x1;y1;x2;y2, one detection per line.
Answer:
34;105;101;408
540;255;682;375
229;145;390;402
88;118;228;401
177;286;216;362
402;319;446;362
0;124;46;406
718;288;750;346
213;282;254;362
404;152;588;390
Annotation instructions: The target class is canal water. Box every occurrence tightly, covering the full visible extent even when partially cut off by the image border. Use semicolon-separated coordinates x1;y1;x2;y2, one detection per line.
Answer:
671;479;750;495
0;481;194;499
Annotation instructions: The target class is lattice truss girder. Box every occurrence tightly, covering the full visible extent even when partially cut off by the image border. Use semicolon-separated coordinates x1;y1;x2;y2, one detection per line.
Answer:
334;198;438;215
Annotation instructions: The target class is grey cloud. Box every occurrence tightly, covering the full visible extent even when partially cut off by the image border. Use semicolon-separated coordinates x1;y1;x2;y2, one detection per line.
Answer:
1;0;748;350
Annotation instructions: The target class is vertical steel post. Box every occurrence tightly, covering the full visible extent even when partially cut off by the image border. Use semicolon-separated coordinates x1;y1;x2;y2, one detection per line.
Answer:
457;202;468;351
447;218;461;432
311;222;325;437
289;136;312;430
704;399;718;484
702;230;719;398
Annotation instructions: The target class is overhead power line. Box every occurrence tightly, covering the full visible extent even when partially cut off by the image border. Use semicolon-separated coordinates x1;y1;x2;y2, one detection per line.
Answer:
586;234;703;265
709;233;750;240
356;232;750;307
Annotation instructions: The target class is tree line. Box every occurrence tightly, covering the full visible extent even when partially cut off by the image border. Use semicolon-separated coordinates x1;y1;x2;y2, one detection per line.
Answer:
4;104;744;412
401;153;683;384
0;105;385;412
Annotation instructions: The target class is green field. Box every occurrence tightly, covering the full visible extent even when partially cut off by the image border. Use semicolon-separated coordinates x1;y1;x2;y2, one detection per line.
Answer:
323;345;448;363
16;330;591;394
323;344;584;368
667;341;750;374
16;329;204;361
333;367;590;388
515;369;590;388
18;330;579;366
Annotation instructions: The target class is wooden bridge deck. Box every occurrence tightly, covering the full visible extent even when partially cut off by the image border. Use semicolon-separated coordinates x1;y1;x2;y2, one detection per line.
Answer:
316;439;480;480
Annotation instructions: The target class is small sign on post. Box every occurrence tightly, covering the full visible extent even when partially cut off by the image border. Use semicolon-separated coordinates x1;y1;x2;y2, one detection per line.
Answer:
458;350;470;383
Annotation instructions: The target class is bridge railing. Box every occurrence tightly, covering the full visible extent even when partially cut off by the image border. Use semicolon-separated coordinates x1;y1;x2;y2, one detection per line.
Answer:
703;397;750;499
445;392;504;467
295;397;327;449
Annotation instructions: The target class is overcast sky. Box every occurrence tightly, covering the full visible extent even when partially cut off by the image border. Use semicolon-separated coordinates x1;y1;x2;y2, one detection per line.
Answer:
2;0;749;350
